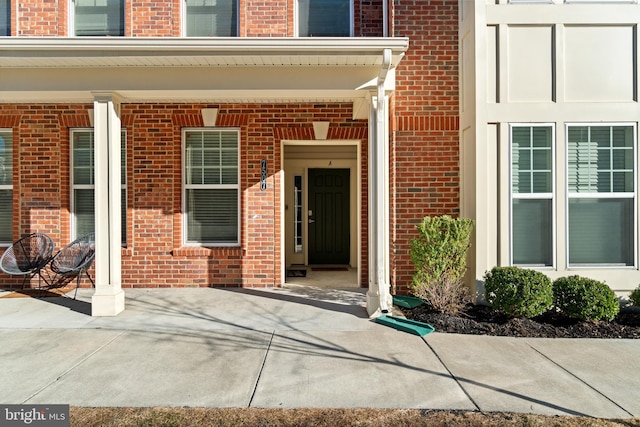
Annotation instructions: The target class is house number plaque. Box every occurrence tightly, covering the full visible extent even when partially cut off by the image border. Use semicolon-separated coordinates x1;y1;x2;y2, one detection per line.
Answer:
260;159;267;191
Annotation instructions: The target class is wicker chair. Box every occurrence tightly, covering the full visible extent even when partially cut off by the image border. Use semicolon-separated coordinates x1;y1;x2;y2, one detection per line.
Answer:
49;233;95;299
0;232;55;289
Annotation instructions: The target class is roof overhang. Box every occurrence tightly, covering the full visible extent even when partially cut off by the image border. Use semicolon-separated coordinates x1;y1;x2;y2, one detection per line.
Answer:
0;37;408;113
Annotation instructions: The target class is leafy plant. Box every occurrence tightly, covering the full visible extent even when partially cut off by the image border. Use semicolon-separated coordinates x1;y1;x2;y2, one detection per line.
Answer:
409;215;474;314
484;266;552;318
553;276;619;321
629;286;640;307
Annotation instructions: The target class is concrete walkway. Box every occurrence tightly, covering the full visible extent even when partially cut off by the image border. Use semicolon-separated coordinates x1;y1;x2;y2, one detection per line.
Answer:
0;286;639;419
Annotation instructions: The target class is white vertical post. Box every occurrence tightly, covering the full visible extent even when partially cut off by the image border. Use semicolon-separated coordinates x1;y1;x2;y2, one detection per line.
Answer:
91;93;125;316
366;74;392;317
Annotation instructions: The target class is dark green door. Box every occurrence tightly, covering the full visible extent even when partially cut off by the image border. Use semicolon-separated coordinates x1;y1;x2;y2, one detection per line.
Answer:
308;168;350;264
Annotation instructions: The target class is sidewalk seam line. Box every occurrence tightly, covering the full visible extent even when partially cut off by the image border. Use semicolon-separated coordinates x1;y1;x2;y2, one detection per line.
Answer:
21;330;127;404
248;329;275;408
526;341;634;418
422;337;481;412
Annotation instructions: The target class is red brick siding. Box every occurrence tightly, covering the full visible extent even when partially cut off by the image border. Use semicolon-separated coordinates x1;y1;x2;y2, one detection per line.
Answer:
244;0;290;37
391;0;459;294
0;103;369;290
130;0;180;36
13;0;62;36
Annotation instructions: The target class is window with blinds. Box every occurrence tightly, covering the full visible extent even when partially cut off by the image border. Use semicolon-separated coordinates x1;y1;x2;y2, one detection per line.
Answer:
184;129;239;245
0;0;9;36
567;124;636;266
510;125;554;266
298;0;352;37
71;129;127;243
185;0;237;37
0;130;13;244
73;0;124;36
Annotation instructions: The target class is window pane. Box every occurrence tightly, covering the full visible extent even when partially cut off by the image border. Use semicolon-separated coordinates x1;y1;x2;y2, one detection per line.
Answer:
298;0;350;37
186;0;237;37
568;125;634;193
0;0;9;36
75;0;124;36
512;198;553;266
0;131;12;186
186;189;238;243
74;189;95;237
569;198;634;265
511;126;552;194
0;189;12;242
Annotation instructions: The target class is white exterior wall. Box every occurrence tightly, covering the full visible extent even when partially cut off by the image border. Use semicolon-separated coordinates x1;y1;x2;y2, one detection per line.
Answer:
462;0;640;299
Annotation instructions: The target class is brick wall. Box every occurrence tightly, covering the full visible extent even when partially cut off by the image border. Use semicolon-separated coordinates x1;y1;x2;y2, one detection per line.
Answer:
0;103;369;289
391;0;460;293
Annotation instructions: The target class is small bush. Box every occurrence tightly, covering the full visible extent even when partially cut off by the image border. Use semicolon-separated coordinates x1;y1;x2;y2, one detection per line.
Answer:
484;266;552;318
410;215;474;314
629;286;640;307
553;276;619;322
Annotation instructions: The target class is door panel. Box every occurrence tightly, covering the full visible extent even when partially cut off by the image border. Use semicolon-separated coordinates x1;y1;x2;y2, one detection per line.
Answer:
308;168;350;264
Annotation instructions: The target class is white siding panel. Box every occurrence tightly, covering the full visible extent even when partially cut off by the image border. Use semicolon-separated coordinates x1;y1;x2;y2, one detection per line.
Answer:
507;25;553;102
564;25;635;102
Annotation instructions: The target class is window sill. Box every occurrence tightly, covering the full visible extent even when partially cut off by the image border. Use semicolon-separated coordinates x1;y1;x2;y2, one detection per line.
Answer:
172;246;242;258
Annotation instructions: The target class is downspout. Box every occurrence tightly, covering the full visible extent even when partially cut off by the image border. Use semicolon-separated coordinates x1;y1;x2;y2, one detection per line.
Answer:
383;0;388;38
375;48;392;313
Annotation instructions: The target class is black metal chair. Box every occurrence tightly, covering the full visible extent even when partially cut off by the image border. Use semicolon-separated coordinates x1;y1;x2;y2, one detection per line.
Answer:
0;232;55;290
49;233;95;299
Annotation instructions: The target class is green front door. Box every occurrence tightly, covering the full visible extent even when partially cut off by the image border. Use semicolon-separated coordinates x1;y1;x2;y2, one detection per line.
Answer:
308;168;350;264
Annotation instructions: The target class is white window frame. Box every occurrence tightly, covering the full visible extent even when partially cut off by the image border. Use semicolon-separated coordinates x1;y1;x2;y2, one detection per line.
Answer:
181;0;239;37
0;129;13;246
69;0;125;37
182;128;240;247
295;0;354;37
509;123;556;268
565;122;637;268
70;128;127;243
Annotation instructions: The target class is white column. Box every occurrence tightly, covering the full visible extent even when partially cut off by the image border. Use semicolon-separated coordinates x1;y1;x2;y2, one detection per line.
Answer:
91;93;125;316
366;87;392;318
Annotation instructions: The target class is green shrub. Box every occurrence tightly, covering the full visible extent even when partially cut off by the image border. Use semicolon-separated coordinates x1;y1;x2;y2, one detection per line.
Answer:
629;286;640;307
410;215;474;314
553;276;619;322
483;266;552;318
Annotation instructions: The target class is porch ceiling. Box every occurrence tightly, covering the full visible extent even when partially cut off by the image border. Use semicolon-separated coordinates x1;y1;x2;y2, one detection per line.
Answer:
0;37;408;107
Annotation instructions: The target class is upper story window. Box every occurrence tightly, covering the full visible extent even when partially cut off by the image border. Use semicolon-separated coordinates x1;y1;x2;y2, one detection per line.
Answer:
184;0;238;37
298;0;352;37
0;0;10;36
0;131;13;245
72;0;124;36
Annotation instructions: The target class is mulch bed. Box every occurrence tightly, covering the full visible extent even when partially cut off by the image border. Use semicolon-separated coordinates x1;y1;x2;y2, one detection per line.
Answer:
401;303;640;339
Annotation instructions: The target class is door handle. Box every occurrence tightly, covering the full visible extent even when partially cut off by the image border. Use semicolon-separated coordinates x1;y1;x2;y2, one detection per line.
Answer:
308;218;315;224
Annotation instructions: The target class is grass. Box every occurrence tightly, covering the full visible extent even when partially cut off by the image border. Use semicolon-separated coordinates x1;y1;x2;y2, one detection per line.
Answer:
70;408;640;427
